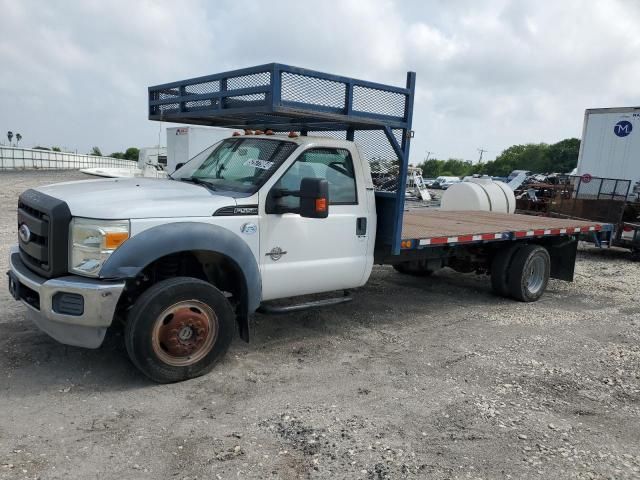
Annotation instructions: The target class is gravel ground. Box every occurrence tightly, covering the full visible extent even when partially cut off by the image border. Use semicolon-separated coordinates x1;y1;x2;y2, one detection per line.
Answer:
0;170;639;480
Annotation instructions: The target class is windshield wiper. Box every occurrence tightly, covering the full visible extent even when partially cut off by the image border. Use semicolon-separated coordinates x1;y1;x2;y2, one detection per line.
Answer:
180;177;217;191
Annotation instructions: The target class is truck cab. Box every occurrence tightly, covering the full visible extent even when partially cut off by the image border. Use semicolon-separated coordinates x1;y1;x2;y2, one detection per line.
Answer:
8;132;379;383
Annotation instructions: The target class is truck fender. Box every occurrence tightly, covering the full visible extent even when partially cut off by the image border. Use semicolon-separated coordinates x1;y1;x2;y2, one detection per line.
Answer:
99;222;262;319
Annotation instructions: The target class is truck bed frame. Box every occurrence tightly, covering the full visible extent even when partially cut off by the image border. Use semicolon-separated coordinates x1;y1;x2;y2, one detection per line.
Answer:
401;210;605;247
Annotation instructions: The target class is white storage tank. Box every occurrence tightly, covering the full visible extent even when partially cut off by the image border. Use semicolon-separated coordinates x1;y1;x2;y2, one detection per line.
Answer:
440;179;515;213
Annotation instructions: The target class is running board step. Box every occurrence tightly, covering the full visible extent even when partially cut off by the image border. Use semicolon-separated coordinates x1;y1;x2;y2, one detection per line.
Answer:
258;292;352;314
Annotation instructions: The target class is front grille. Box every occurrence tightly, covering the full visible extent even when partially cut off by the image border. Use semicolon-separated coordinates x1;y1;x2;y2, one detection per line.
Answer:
17;189;71;278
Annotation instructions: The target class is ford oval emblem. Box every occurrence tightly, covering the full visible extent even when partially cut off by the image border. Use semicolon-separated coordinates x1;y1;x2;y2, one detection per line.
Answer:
240;222;257;235
18;223;31;243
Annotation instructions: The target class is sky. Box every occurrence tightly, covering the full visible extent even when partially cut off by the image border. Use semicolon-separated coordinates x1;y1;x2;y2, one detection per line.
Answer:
0;0;638;164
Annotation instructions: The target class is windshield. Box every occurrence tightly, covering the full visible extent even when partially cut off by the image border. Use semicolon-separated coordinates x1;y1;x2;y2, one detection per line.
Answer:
172;137;298;194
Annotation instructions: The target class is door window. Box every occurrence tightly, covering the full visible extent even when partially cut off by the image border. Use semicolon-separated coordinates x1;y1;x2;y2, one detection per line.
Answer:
273;148;357;209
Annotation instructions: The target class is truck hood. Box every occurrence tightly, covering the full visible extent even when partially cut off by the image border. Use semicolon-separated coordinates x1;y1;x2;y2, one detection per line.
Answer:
36;178;236;219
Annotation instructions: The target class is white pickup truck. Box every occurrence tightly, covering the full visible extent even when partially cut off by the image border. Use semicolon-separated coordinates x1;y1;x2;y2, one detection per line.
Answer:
7;64;611;382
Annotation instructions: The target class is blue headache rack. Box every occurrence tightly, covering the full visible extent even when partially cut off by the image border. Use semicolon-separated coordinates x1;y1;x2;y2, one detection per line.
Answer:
148;63;416;254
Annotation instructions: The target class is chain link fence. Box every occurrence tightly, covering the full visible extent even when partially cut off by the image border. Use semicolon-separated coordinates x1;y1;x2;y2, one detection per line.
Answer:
0;146;137;171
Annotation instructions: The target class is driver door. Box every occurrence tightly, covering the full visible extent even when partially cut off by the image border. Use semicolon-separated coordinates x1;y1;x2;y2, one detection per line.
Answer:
260;146;370;301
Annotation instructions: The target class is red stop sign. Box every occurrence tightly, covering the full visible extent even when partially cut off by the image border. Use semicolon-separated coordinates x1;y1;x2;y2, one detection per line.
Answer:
581;173;592;183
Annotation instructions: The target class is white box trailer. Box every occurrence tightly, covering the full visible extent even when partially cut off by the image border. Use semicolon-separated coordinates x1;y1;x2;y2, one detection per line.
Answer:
577;107;640;184
166;126;235;172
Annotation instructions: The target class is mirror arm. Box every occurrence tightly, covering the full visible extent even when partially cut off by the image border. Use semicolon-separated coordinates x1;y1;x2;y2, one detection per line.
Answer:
272;188;301;198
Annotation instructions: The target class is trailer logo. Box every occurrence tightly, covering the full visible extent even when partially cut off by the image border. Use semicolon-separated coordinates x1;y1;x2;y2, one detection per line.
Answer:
614;120;632;137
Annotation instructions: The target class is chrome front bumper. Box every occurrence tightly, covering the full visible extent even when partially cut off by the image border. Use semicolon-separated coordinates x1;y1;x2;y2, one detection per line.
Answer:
7;245;125;348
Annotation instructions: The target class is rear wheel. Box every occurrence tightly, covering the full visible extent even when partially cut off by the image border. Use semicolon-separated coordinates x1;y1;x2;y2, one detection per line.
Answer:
490;244;523;297
125;277;234;383
507;245;550;302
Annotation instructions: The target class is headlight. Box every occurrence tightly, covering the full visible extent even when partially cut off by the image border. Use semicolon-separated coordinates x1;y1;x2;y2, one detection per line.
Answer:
69;218;130;277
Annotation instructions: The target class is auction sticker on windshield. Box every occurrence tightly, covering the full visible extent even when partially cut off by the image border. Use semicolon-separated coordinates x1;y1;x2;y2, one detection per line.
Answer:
244;159;273;170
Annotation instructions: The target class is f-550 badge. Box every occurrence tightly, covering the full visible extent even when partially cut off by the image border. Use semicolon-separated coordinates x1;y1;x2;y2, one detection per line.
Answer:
265;247;287;261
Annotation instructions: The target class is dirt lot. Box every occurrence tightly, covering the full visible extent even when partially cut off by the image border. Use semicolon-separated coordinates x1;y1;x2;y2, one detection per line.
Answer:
0;170;639;480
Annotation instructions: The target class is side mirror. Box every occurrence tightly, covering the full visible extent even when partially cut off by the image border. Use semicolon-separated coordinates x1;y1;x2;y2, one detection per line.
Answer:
299;177;329;218
266;177;329;217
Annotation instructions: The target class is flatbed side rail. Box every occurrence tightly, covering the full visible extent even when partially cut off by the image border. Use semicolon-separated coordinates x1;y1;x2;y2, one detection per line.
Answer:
148;63;416;255
399;223;613;251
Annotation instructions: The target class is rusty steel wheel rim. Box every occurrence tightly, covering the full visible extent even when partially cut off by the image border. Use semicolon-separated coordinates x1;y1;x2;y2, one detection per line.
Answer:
151;300;218;367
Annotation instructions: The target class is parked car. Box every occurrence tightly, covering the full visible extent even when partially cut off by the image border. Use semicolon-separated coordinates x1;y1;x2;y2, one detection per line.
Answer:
432;176;461;189
422;177;436;187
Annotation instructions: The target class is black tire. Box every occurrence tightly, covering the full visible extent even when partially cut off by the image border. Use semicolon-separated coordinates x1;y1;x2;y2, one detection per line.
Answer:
490;244;523;297
507;245;551;302
125;277;234;383
392;262;433;277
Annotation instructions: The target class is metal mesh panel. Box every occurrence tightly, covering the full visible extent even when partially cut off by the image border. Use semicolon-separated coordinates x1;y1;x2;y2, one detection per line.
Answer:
354;129;402;192
306;131;347;139
185;80;220;95
281;72;346;109
353;86;405;118
223;93;267;109
548;175;631;223
599;179;630;199
571;177;631;200
158;89;179;100
227;72;270;90
185;99;215;111
158;103;179;114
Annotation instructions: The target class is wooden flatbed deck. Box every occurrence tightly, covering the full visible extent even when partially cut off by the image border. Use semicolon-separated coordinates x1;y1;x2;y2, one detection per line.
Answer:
401;210;606;246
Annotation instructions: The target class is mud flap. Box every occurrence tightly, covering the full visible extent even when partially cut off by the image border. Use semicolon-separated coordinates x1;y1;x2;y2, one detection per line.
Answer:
237;315;250;342
548;238;578;281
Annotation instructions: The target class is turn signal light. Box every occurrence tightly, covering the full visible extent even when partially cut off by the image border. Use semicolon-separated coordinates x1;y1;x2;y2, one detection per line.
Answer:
315;198;327;213
400;240;412;249
105;231;129;249
265;129;274;135
232;131;242;136
288;131;299;138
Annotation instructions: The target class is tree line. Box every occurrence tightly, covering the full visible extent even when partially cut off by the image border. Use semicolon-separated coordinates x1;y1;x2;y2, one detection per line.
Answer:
418;138;580;178
31;145;140;161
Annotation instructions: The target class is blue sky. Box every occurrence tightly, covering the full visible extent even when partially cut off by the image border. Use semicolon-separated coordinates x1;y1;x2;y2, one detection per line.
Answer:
1;0;638;163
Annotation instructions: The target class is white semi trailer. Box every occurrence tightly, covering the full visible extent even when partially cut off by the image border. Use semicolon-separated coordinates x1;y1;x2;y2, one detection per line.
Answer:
577;107;640;185
166;126;234;173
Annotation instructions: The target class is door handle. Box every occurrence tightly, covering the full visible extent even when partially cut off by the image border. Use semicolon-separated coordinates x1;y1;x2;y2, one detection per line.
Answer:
356;217;367;236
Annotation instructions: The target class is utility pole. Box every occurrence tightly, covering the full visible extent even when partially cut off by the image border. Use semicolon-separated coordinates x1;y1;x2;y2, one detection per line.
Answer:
477;148;487;163
424;151;434;161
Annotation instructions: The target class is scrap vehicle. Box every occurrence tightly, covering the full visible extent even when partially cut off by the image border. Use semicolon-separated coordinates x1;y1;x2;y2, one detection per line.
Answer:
7;64;612;382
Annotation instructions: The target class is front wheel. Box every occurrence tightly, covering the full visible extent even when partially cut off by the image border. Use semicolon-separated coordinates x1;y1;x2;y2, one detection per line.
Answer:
125;277;234;383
